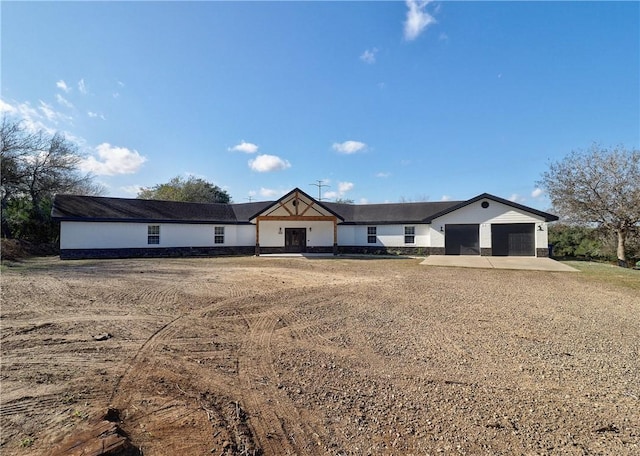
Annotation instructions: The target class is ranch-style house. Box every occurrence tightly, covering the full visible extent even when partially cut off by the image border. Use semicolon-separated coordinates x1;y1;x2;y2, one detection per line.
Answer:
52;187;558;260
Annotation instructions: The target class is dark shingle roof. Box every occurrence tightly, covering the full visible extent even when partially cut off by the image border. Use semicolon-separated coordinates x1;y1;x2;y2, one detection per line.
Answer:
324;201;462;224
52;192;558;224
52;195;244;223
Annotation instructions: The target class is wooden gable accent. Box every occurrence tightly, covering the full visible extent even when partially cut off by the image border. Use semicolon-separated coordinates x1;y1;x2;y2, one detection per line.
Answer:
260;189;334;218
252;188;341;255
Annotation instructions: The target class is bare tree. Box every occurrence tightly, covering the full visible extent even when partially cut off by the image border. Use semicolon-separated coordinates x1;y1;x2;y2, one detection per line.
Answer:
538;144;640;266
1;115;103;240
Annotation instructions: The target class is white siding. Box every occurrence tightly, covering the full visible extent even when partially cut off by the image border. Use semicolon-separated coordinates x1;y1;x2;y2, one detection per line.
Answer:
60;221;256;249
338;224;430;247
536;224;549;251
337;225;355;245
237;225;256;246
259;220;334;247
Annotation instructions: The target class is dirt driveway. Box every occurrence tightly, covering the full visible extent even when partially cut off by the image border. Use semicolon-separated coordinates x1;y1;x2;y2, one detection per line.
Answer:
1;257;638;455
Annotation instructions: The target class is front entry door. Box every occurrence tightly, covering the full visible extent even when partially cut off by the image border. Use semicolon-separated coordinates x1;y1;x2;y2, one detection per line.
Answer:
285;228;307;253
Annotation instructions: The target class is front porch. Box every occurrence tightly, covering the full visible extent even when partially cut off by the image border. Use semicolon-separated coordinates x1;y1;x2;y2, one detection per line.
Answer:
251;189;343;256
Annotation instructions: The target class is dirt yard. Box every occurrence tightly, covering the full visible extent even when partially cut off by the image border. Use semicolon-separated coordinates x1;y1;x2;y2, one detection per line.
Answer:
1;256;638;455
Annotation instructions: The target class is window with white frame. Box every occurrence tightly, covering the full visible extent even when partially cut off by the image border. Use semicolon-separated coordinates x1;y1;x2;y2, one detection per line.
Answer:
214;226;225;244
404;226;415;244
367;226;377;244
147;225;160;245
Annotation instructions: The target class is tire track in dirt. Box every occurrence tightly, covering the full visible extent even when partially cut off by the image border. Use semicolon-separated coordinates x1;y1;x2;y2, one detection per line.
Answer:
236;308;301;455
236;296;334;456
0;395;62;417
108;314;184;403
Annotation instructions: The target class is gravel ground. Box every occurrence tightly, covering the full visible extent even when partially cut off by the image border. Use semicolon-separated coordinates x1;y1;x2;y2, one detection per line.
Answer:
1;256;638;455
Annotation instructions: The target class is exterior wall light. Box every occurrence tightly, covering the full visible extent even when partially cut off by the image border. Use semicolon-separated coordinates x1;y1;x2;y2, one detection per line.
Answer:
278;227;282;234
537;224;544;231
440;226;444;232
309;227;312;232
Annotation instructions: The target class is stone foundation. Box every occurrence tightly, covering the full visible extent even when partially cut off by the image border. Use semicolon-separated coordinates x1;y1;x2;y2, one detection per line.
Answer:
60;246;255;260
337;246;429;256
257;246;335;255
536;248;550;258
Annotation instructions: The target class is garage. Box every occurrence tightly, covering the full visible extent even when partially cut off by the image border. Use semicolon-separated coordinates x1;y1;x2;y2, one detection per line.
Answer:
491;223;535;256
445;224;480;255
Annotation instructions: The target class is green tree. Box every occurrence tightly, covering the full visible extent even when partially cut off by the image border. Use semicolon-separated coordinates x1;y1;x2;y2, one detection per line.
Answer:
538;144;640;267
548;224;603;259
1;116;103;242
137;176;231;203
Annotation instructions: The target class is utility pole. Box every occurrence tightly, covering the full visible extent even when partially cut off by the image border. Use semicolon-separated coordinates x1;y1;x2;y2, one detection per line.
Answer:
245;196;253;202
309;180;330;201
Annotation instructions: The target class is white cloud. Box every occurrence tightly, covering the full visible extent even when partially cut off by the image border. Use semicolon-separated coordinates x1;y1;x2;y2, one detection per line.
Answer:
438;32;449;42
375;172;390;178
38;100;72;124
248;154;291;172
230;141;259;154
359;198;369;204
38;101;57;121
120;185;143;196
332;140;366;154
259;187;283;198
56;94;73;108
56;80;71;93
78;79;87;94
441;195;452;201
404;0;437;41
531;188;544;198
508;193;526;203
324;181;354;200
1;99;54;133
87;111;106;120
360;48;378;64
0;99;16;113
80;143;147;176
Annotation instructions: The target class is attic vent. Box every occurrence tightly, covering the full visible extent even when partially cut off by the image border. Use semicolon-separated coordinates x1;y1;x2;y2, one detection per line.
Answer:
292;200;298;206
481;201;490;209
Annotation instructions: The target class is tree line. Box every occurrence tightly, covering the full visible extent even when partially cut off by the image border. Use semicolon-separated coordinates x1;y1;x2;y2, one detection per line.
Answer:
1;117;103;243
1;115;230;244
1;115;638;266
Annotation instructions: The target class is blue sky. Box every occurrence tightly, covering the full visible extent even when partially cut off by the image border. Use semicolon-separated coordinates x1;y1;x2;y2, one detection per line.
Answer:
2;1;638;209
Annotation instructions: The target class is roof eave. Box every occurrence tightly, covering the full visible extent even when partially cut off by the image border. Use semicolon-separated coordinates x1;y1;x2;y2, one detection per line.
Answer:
425;193;559;222
248;187;345;221
54;217;243;224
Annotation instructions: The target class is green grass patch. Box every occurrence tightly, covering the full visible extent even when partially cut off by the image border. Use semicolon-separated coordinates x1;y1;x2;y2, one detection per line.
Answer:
563;260;640;291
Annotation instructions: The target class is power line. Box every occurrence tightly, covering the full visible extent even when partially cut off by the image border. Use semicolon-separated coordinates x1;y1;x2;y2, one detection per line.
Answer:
309;180;330;201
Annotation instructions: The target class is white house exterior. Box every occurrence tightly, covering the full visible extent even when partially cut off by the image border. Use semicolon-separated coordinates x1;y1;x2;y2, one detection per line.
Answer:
52;187;557;259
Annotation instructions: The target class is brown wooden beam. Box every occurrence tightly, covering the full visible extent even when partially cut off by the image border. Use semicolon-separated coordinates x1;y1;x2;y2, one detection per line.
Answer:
277;201;294;216
300;201;315;216
256;215;336;222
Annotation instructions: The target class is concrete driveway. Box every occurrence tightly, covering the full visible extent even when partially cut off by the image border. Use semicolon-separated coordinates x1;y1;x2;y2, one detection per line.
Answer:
421;256;579;272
